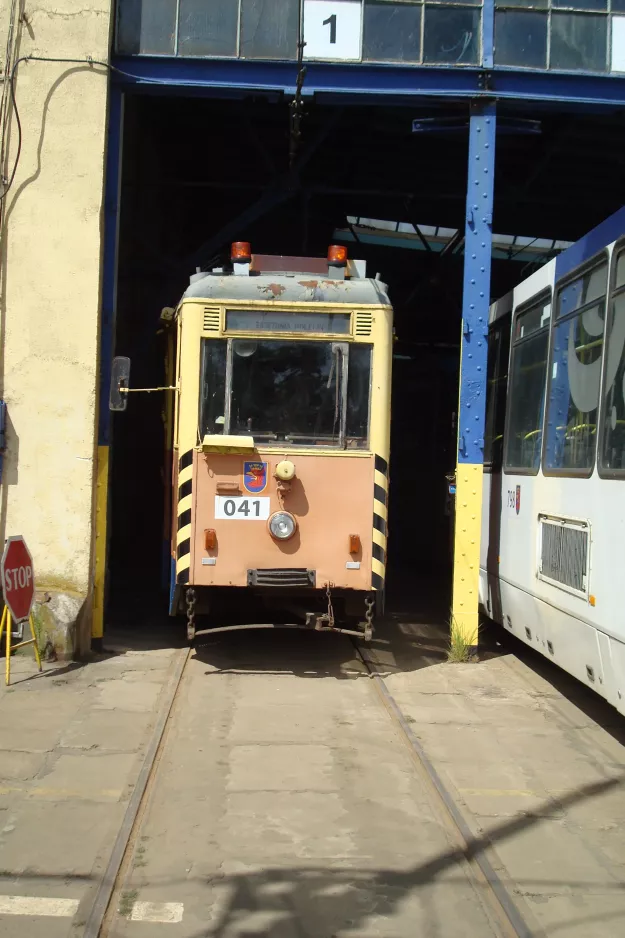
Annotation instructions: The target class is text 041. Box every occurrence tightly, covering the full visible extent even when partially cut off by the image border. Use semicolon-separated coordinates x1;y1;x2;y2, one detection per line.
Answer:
214;496;270;520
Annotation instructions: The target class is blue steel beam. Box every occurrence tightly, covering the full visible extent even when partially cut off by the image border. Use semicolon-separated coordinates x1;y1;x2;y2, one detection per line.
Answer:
111;56;625;110
98;85;123;450
451;101;496;650
458;103;495;465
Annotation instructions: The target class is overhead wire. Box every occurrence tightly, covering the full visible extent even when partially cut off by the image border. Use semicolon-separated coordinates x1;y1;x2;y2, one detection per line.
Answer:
0;54;185;204
0;0;20;215
0;0;19;142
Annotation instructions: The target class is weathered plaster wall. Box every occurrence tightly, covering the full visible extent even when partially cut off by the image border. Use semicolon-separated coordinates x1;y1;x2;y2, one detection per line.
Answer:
0;2;113;654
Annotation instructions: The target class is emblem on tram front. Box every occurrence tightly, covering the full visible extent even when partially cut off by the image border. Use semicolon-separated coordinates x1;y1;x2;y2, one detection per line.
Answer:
516;485;521;515
243;461;268;493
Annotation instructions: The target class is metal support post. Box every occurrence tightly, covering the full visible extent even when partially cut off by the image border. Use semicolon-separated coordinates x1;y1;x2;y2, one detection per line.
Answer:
451;102;496;652
93;84;123;650
0;606;42;685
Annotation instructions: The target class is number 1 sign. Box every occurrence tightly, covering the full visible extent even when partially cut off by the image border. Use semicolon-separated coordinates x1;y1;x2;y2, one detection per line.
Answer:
303;0;363;62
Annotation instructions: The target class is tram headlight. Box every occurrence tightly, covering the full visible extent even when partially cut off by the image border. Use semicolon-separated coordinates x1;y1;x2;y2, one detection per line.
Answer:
268;511;297;541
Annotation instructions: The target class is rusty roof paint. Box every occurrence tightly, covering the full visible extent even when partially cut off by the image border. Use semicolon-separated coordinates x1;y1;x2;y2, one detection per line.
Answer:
183;274;390;306
260;283;287;297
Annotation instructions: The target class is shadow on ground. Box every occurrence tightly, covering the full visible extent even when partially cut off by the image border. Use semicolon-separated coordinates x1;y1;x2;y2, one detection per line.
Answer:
5;775;622;936
98;569;512;686
495;624;625;748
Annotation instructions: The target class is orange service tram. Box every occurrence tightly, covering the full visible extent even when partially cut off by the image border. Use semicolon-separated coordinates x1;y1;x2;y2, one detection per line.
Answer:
110;244;393;642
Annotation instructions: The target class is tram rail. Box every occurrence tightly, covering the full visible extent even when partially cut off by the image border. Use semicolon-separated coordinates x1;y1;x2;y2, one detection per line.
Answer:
353;642;534;938
76;635;539;938
82;647;191;938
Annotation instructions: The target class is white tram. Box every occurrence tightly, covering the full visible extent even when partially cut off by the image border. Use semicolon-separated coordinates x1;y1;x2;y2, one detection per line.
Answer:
481;207;625;714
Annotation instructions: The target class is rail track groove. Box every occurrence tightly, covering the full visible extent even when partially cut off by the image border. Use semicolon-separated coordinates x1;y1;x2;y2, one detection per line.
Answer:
80;637;536;938
353;641;535;938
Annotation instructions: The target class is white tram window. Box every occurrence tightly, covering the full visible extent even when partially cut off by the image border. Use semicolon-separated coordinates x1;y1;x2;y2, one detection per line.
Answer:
600;250;625;473
484;316;510;471
228;339;356;446
200;340;227;437
230;340;342;444
346;345;372;448
504;297;551;473
544;259;608;474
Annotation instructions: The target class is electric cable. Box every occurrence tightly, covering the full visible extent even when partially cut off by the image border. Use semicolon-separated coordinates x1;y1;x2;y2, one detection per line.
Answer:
0;54;183;203
0;0;21;213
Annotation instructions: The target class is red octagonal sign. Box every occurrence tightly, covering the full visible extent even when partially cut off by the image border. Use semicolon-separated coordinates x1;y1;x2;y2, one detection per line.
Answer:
1;536;35;622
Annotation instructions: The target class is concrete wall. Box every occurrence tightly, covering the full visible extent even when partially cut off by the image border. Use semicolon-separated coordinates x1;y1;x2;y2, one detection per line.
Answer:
0;2;113;655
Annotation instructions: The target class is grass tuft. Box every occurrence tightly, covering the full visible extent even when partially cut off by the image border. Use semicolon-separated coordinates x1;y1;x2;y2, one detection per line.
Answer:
447;616;477;663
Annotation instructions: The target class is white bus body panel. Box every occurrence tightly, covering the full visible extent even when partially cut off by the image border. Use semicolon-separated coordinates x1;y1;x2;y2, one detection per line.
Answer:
480;222;625;716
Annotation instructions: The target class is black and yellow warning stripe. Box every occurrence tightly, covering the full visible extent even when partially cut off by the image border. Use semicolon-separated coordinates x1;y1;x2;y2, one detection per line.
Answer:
372;454;388;592
176;449;193;584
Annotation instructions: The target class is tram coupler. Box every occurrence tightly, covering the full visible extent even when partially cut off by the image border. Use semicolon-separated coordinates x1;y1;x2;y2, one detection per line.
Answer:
308;611;333;631
305;611;373;641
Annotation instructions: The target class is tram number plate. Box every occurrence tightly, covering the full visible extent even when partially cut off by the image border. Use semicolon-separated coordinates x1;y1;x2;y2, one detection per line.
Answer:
214;496;270;520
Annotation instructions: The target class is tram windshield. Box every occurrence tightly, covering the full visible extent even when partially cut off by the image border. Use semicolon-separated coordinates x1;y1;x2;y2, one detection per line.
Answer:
200;339;371;447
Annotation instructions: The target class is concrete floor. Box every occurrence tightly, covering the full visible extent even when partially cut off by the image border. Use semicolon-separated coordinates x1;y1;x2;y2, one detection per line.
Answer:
0;614;624;937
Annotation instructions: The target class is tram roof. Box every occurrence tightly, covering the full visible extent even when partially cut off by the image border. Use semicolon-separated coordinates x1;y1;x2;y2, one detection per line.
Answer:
182;273;391;307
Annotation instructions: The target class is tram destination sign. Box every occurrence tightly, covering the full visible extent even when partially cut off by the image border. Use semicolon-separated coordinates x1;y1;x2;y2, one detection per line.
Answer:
226;310;350;334
1;536;35;622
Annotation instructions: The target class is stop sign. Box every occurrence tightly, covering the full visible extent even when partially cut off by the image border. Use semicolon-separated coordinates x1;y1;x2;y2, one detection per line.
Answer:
1;536;35;622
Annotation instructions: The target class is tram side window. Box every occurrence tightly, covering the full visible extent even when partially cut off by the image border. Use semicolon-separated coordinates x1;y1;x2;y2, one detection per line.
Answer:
346;345;372;447
600;250;625;473
484;315;510;472
504;296;551;473
544;259;607;473
200;340;227;436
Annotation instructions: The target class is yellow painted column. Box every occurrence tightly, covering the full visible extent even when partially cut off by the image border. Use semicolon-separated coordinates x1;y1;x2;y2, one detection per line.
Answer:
92;444;109;644
451;463;483;647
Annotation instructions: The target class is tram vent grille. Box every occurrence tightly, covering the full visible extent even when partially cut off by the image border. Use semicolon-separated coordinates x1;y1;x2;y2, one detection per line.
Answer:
539;516;588;594
247;568;316;588
203;307;221;332
355;311;373;336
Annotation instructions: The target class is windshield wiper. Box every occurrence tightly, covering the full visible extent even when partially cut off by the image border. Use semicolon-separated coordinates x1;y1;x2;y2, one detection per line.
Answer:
245;432;278;440
284;434;340;442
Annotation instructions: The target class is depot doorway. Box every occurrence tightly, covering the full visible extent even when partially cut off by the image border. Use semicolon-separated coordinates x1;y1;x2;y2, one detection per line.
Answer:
104;91;625;635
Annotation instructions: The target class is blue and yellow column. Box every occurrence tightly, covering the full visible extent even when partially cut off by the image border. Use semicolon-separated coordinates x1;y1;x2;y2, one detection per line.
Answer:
93;84;123;650
451;101;496;651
